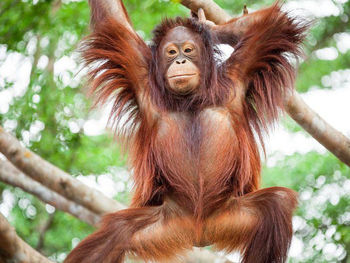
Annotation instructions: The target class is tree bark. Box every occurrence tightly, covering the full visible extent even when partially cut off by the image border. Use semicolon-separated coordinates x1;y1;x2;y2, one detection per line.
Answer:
0;213;53;263
0;126;125;215
181;0;231;24
0;159;101;226
180;0;350;167
285;92;350;166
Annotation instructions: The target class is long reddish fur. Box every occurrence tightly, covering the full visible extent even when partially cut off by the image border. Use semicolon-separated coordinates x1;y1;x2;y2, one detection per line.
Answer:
234;3;308;147
65;2;309;263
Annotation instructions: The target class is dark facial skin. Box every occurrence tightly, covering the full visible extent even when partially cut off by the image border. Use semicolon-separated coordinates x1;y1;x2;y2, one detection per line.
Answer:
160;26;202;95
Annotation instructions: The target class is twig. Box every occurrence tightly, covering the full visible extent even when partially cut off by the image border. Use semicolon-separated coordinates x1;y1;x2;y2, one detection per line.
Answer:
36;213;55;252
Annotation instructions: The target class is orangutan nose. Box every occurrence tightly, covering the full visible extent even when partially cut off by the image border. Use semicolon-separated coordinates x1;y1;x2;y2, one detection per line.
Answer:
176;59;187;64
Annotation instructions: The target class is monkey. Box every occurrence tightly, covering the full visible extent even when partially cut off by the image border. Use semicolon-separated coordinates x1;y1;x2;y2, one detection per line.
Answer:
65;1;309;262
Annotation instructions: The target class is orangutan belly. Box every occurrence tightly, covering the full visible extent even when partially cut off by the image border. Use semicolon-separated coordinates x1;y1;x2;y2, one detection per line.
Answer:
156;108;238;188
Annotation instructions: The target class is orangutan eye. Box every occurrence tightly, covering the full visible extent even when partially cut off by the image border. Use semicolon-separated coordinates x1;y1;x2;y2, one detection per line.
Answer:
184;48;193;53
169;49;177;55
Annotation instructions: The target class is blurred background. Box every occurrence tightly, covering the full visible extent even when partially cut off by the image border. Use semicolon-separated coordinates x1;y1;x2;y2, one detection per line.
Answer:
0;0;349;262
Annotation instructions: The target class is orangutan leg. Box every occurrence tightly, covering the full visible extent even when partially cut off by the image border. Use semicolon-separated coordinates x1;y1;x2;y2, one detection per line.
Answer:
129;208;196;262
203;187;298;263
64;200;196;263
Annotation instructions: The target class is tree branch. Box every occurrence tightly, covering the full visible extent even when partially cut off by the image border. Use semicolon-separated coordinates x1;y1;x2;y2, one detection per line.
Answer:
0;126;125;215
285;92;350;166
0;159;101;226
181;0;231;24
36;212;55;253
180;0;350;167
0;213;52;263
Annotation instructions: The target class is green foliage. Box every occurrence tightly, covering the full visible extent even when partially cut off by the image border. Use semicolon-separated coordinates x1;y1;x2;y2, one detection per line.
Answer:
263;152;348;190
44;211;94;255
297;52;350;92
263;153;350;262
0;0;53;52
0;0;349;262
0;0;125;259
296;1;350;93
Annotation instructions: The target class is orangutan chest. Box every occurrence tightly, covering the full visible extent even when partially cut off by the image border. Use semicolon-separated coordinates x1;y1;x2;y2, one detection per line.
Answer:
155;108;238;177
